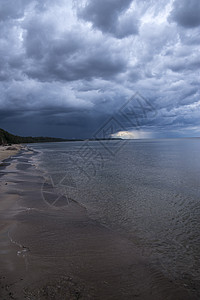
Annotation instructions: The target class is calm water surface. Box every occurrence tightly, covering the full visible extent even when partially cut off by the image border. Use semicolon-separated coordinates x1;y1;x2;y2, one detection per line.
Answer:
30;139;200;292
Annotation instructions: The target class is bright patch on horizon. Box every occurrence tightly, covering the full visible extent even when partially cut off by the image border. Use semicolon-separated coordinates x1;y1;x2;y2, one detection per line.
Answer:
111;130;153;139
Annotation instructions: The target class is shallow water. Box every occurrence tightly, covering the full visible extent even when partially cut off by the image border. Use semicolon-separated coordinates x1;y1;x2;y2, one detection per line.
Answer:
30;139;200;294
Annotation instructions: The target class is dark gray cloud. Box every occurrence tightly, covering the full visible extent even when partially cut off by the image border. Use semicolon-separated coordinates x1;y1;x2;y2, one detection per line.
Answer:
0;0;29;21
77;0;139;38
0;0;200;138
22;13;128;81
169;0;200;28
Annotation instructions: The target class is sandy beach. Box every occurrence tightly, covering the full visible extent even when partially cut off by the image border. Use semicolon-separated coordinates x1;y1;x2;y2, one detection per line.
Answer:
0;149;198;299
0;145;22;163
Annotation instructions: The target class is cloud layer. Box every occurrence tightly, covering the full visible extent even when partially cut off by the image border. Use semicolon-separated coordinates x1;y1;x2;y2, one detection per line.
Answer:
0;0;199;138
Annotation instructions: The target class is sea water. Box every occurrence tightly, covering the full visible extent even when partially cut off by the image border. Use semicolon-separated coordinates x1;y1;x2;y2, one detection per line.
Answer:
30;139;200;293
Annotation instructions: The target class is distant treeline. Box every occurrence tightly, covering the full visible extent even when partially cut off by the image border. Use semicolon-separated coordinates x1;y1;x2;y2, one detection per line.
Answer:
0;128;122;145
0;128;68;145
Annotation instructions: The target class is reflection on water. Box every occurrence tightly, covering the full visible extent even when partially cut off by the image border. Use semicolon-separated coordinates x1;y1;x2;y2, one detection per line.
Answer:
31;139;200;292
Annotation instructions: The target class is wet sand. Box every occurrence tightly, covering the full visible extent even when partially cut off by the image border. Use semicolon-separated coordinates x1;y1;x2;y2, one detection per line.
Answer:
0;150;198;299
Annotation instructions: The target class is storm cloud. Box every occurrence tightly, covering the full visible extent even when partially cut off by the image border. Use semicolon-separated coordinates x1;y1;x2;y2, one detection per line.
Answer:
77;0;139;38
169;0;200;28
0;0;200;138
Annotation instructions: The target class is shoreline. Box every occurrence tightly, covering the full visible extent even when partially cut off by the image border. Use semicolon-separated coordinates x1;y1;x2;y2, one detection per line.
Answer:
0;149;197;299
0;145;23;163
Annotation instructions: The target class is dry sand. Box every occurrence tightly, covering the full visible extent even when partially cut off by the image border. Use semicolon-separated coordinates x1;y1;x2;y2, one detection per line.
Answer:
0;149;198;299
0;145;22;162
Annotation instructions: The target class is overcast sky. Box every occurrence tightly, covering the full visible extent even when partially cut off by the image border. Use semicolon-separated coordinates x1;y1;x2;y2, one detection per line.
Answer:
0;0;200;139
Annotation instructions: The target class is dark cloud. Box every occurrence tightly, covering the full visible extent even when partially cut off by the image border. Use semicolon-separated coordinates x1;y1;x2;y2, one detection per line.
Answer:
77;0;139;38
25;43;127;81
0;0;200;138
23;15;127;81
0;0;29;21
167;55;200;73
169;0;200;28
